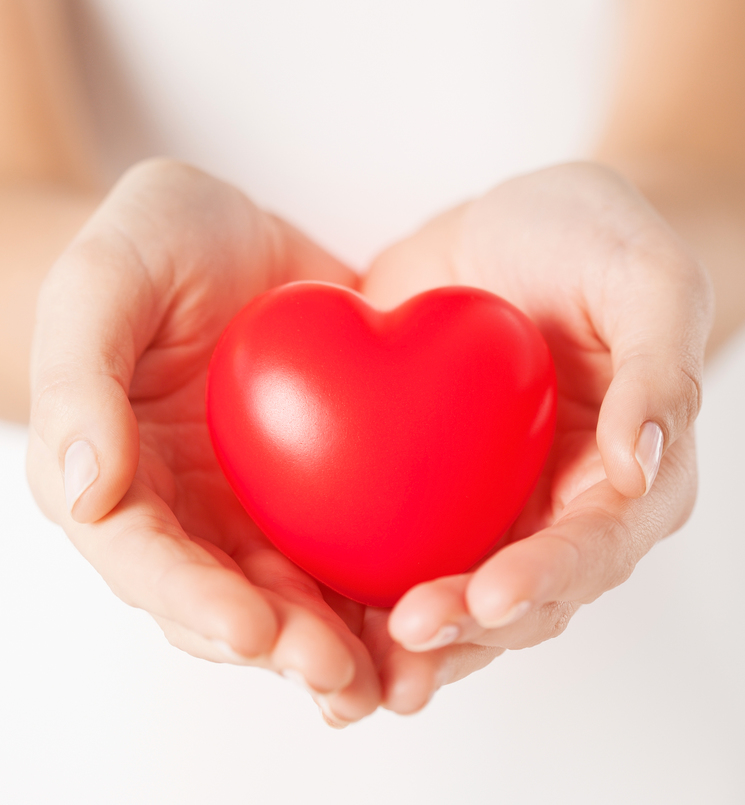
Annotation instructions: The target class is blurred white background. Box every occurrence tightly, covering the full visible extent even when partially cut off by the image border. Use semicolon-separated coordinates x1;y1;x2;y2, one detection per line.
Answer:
1;1;743;802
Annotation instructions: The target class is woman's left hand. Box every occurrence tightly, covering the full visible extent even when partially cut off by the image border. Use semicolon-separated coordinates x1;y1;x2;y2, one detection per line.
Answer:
361;162;713;710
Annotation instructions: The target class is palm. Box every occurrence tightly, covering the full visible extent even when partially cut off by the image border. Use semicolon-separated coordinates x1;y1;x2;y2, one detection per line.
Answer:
135;362;261;562
134;356;359;618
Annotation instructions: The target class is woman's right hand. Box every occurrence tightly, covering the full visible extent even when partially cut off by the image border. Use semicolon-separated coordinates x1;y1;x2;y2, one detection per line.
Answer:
26;158;382;727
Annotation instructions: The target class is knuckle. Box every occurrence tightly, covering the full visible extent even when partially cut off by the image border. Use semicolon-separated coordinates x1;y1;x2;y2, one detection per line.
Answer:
676;362;704;428
606;546;637;592
690;258;716;330
510;601;579;649
119;158;228;211
544;602;577;641
654;359;704;443
444;646;504;681
30;374;74;450
31;370;130;457
595;511;639;591
121;156;196;186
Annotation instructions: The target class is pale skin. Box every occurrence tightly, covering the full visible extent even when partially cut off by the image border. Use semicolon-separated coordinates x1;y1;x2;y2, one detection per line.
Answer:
2;0;744;725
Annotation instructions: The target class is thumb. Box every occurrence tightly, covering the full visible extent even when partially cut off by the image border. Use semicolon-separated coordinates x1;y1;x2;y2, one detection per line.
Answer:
28;236;152;524
595;243;714;498
27;158;247;524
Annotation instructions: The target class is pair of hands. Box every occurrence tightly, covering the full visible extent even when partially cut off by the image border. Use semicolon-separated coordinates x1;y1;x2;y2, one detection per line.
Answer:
27;159;712;727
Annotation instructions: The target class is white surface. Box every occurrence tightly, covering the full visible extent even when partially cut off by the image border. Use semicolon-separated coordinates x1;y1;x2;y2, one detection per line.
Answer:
2;1;744;802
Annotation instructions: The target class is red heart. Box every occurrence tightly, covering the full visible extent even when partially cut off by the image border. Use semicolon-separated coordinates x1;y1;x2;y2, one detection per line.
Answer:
206;282;556;607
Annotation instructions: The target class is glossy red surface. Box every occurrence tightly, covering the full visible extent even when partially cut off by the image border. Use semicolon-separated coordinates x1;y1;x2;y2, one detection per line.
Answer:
206;282;557;607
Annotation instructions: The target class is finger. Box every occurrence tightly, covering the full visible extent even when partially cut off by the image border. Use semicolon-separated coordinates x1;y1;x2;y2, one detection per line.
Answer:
231;547;381;724
380;641;503;715
467;601;582;651
361;606;501;715
62;479;279;658
467;432;696;628
361;608;441;715
388;575;477;652
593;224;713;497
276;622;380;729
389;563;585;652
310;637;382;727
28;201;152;522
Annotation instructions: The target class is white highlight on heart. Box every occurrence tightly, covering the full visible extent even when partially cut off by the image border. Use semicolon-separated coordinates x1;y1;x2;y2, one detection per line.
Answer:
252;369;332;461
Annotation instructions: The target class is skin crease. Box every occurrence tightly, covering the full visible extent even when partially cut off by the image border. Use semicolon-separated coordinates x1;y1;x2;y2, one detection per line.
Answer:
1;0;744;725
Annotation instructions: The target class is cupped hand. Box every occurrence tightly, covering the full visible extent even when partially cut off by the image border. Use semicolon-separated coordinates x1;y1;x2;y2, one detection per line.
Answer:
362;162;714;701
27;159;389;726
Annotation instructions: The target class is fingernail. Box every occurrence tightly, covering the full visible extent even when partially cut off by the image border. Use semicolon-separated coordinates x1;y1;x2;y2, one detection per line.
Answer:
64;440;99;513
211;638;251;664
316;695;350;729
635;421;664;495
478;600;532;630
402;624;460;653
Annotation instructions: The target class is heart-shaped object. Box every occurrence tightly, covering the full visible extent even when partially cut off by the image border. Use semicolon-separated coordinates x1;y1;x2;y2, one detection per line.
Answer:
206;282;556;607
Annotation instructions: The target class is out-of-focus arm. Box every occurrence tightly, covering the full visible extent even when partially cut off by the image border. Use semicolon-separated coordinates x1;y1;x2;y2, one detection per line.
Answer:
597;0;745;355
0;0;102;421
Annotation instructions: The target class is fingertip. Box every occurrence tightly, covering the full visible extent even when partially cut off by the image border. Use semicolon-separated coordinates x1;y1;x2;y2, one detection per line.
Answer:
208;575;280;660
325;646;358;695
598;338;702;499
144;547;280;661
66;400;140;523
270;606;358;696
387;588;438;647
596;375;650;499
307;643;380;725
466;565;520;630
388;576;469;650
380;648;438;715
598;408;664;498
46;378;140;523
227;610;280;663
